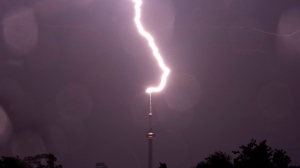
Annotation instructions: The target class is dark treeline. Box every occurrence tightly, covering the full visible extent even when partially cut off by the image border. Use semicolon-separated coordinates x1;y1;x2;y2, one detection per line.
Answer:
0;153;62;168
160;139;300;168
2;139;299;168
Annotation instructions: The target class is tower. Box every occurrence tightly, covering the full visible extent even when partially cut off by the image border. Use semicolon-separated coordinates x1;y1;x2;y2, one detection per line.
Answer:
146;93;155;168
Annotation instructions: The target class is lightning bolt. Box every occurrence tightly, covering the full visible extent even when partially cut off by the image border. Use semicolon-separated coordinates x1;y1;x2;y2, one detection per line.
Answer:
132;0;170;94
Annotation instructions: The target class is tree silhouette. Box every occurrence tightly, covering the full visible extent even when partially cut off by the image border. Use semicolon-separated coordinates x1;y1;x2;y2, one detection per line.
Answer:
26;153;62;168
0;156;30;168
194;139;298;168
0;153;62;168
233;139;273;168
196;151;233;168
272;149;291;168
159;162;167;168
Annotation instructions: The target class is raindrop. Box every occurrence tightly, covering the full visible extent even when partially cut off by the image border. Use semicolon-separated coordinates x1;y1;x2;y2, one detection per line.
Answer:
276;7;300;57
3;8;38;55
0;106;12;145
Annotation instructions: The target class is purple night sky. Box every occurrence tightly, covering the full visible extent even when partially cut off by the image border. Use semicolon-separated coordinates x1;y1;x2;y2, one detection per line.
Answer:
0;0;300;168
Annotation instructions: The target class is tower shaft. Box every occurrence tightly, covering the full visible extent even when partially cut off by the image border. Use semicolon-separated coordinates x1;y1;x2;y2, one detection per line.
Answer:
148;139;153;168
146;93;155;168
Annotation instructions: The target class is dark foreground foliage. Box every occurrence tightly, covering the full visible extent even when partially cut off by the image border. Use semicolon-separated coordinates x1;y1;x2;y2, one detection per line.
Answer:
0;153;62;168
195;139;299;168
159;162;167;168
159;139;300;168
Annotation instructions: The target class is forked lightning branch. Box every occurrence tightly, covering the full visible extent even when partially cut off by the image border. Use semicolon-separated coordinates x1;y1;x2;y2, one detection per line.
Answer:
132;0;170;94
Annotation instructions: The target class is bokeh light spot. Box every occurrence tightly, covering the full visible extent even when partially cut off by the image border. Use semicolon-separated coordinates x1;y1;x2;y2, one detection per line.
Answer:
276;7;300;57
0;106;12;145
3;7;38;55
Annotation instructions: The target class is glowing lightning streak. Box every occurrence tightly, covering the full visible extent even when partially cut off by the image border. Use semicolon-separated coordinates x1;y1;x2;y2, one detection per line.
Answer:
132;0;170;94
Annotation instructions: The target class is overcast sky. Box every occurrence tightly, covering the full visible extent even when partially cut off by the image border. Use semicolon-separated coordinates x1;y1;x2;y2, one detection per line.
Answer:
1;0;300;168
